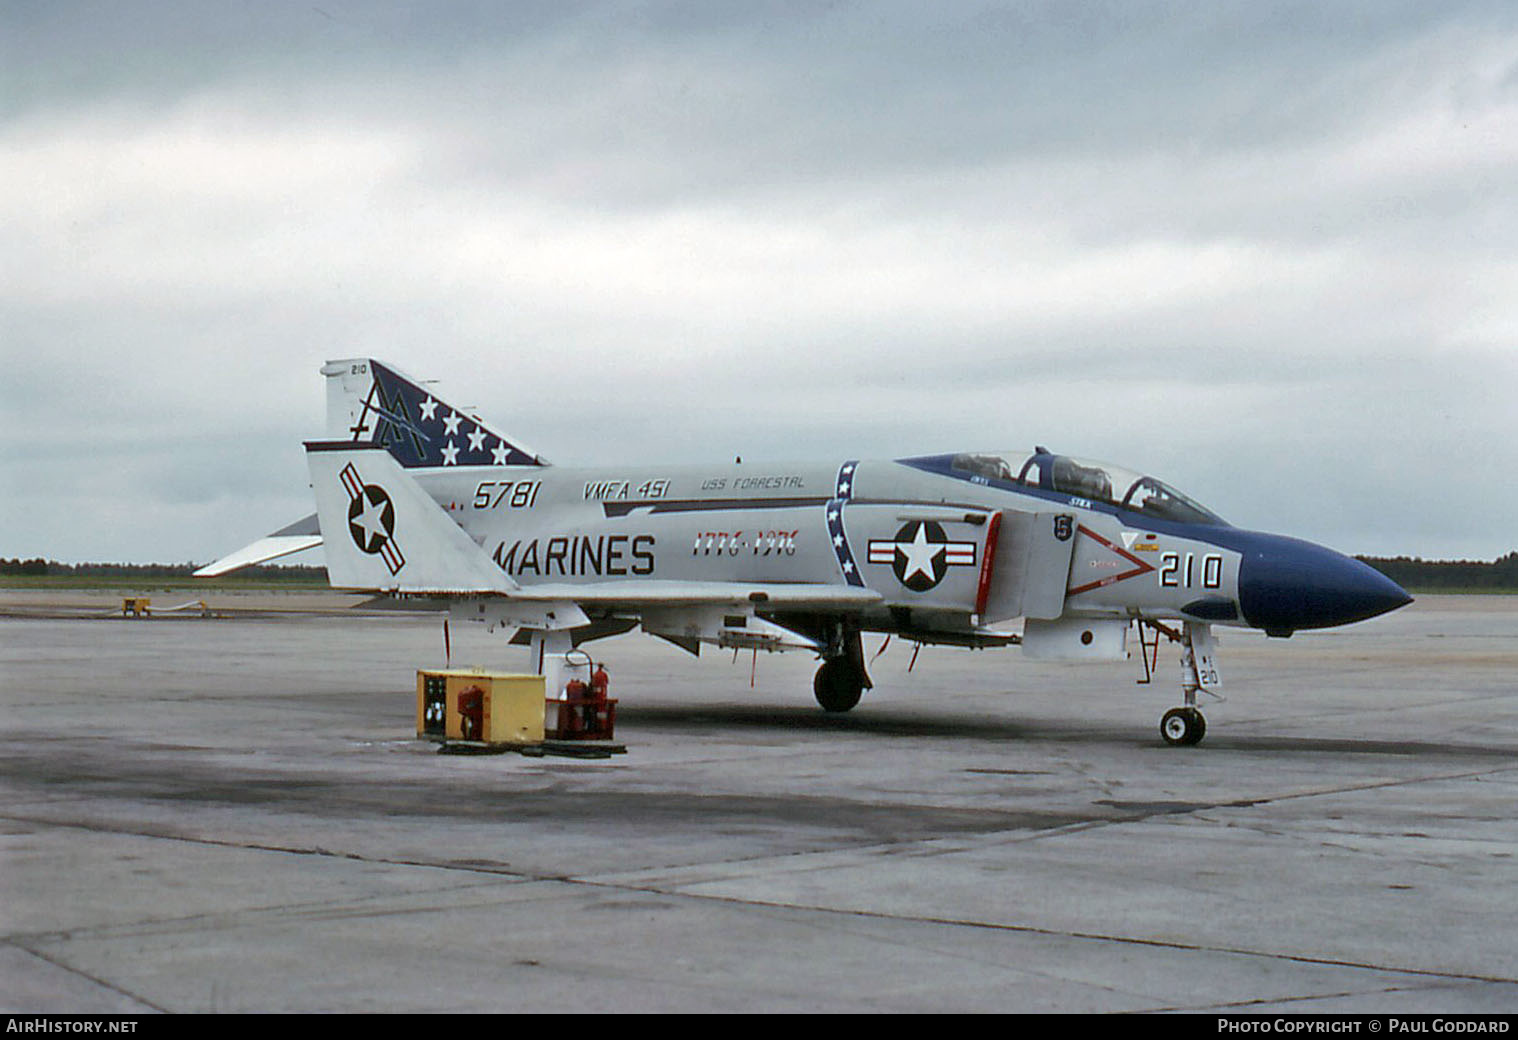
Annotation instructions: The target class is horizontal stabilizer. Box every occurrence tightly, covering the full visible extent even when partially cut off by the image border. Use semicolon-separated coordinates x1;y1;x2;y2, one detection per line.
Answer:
194;514;323;577
306;443;516;593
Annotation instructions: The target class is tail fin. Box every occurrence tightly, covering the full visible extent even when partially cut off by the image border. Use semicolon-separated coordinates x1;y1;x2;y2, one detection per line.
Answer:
320;358;548;469
306;443;516;592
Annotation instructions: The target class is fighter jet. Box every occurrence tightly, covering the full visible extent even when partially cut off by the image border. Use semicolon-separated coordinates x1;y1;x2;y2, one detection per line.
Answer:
199;359;1412;746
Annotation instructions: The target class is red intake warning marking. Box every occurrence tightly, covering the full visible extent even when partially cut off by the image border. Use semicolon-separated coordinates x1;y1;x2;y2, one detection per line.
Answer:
1066;525;1156;597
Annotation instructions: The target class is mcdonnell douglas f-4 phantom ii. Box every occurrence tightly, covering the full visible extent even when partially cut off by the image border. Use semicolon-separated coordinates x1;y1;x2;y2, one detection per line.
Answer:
199;359;1413;746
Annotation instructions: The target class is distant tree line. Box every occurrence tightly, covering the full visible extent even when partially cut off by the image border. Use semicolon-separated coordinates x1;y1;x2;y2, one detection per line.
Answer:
3;554;1514;590
1357;553;1518;591
0;558;328;581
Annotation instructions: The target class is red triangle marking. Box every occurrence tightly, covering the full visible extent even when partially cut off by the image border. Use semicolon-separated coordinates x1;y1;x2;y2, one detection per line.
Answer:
1066;525;1157;597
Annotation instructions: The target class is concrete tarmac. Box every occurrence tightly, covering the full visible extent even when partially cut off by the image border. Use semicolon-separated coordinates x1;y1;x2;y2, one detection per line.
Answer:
1;590;1515;1013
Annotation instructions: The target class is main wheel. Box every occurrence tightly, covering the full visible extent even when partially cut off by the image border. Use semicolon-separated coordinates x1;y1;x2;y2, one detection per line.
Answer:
1160;707;1206;746
813;659;863;713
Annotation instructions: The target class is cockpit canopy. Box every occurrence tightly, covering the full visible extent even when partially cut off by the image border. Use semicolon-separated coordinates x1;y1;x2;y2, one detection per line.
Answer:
950;449;1227;526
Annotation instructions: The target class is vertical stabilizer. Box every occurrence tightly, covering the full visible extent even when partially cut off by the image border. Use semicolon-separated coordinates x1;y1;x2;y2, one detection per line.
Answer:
320;358;548;469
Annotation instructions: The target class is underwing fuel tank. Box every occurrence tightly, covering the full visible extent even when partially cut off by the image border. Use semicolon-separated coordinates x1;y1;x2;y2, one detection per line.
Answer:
1234;531;1412;637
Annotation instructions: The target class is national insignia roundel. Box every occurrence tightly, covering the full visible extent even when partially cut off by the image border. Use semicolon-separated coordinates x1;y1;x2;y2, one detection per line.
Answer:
867;521;977;592
347;484;395;554
337;461;406;576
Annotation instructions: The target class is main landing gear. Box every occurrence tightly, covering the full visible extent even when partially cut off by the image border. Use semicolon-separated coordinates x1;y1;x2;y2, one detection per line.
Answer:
812;622;872;713
814;658;865;712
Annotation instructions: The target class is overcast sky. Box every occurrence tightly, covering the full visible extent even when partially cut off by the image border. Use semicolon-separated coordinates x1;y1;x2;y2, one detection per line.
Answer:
3;1;1515;565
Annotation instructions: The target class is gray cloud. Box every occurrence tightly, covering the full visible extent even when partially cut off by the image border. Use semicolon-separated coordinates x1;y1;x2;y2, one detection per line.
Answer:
3;2;1515;563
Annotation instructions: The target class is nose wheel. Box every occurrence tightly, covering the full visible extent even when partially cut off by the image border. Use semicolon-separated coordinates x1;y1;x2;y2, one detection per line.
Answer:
1160;706;1206;746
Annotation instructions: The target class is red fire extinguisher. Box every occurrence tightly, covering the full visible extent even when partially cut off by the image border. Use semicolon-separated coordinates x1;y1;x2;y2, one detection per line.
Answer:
457;686;484;741
591;663;609;703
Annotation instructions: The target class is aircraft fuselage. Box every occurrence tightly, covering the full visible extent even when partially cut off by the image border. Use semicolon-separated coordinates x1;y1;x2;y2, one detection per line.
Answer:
405;453;1406;641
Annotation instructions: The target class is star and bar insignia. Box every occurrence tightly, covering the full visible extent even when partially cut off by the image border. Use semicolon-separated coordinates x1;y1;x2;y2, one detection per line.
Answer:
340;463;405;576
868;521;976;592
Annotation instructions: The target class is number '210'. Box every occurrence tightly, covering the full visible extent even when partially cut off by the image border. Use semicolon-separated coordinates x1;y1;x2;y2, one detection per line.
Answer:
1160;552;1224;589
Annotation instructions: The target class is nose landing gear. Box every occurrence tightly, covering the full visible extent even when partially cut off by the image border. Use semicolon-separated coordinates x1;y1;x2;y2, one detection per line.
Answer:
1140;619;1219;747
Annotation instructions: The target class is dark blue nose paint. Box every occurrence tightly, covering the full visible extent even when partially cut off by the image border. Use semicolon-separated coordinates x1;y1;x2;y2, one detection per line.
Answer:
1235;533;1413;636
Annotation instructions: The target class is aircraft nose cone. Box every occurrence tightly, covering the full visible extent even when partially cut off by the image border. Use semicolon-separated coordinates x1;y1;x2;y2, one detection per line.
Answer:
1238;534;1413;636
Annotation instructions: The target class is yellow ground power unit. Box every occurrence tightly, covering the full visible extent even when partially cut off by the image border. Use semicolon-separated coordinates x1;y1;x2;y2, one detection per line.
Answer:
416;670;546;747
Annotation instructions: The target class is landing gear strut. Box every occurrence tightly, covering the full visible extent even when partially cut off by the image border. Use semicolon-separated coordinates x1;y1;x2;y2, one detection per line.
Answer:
1142;620;1217;746
812;621;872;713
1168;621;1218;745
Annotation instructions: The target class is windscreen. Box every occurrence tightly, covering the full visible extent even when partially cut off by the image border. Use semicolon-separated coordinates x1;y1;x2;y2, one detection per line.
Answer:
950;451;1227;526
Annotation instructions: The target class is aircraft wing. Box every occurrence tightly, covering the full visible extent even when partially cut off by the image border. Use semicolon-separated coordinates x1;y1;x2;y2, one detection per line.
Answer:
503;581;882;609
467;581;881;653
194;514;323;577
452;581;883;650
